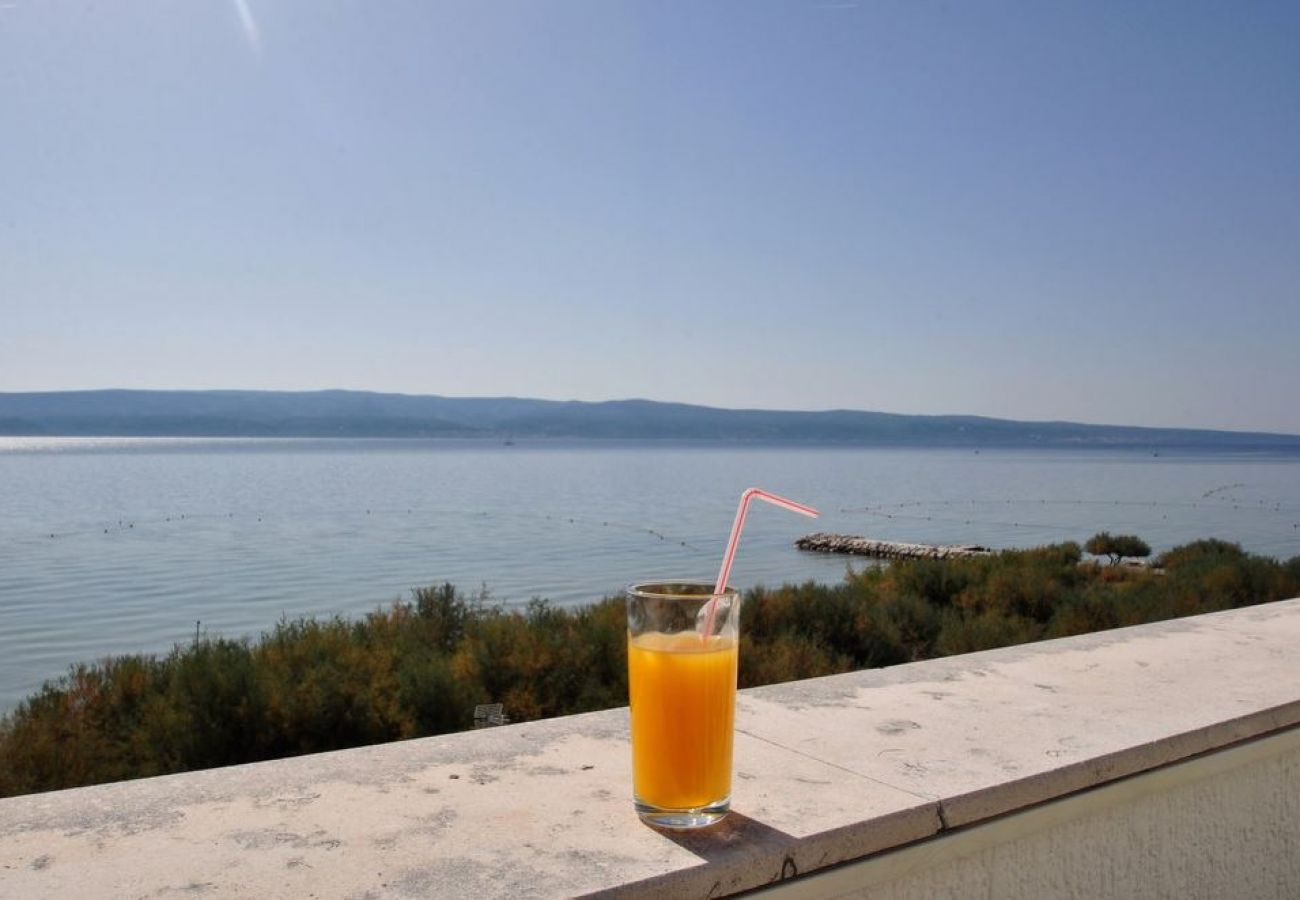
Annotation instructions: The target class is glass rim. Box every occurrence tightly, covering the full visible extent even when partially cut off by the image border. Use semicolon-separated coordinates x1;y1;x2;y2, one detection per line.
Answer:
626;580;739;601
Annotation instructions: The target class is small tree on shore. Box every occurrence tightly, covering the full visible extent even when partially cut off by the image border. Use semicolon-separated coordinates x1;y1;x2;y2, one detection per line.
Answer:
1085;532;1151;566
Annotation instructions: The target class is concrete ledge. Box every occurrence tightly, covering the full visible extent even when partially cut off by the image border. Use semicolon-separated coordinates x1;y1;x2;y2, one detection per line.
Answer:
2;598;1299;898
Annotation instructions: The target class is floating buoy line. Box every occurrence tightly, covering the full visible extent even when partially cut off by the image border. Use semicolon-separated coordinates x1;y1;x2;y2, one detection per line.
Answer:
29;506;704;551
26;486;1300;546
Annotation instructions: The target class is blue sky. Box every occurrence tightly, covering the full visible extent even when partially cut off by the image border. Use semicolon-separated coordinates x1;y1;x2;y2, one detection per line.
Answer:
2;1;1297;432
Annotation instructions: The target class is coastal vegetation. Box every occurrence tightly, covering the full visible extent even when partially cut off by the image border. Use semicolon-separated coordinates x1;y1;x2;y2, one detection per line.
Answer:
2;536;1298;799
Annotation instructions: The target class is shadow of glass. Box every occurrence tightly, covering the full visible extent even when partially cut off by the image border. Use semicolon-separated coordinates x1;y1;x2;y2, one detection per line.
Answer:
644;810;798;864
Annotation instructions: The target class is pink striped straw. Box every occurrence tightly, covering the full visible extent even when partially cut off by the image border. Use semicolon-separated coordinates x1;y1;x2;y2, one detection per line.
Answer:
702;487;820;639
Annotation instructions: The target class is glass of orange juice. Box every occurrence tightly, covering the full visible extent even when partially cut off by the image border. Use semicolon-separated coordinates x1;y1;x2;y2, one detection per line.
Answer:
626;581;740;828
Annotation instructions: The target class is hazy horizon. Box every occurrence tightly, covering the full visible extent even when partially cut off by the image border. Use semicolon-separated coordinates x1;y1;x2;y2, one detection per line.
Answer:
4;386;1299;438
3;3;1297;432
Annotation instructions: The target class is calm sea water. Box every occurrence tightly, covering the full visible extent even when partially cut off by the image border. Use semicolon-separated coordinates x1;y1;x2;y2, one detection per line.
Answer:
1;437;1298;712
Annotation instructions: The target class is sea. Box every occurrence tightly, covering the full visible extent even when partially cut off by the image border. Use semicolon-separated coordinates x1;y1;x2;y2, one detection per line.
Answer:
1;437;1298;713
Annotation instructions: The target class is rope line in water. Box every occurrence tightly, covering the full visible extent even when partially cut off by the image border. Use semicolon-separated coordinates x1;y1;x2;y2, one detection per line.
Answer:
851;508;1083;534
835;491;1299;536
26;505;705;551
20;481;1300;546
838;495;1296;516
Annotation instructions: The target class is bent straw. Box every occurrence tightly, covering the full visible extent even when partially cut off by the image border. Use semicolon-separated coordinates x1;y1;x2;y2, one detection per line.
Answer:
702;488;819;639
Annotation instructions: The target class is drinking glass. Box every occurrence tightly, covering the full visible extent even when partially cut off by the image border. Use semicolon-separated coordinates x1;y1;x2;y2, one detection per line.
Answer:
626;581;740;828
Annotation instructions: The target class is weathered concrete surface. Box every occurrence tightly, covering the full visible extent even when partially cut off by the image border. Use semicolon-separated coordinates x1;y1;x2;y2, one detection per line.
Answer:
2;598;1299;898
0;712;935;899
738;596;1300;829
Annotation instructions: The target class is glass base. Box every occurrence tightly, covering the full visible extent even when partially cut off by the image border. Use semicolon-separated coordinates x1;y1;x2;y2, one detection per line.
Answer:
635;796;730;829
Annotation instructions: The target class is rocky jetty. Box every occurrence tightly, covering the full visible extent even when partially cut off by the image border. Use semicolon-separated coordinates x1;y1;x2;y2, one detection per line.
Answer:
796;532;992;560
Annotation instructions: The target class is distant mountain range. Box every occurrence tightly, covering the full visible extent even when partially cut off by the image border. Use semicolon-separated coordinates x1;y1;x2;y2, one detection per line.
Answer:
1;390;1297;449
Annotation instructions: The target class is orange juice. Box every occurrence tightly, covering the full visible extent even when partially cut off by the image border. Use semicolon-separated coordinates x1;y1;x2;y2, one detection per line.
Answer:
628;631;738;811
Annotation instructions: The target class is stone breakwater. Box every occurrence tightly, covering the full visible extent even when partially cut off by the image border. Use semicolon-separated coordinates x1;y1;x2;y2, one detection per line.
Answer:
796;532;992;560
